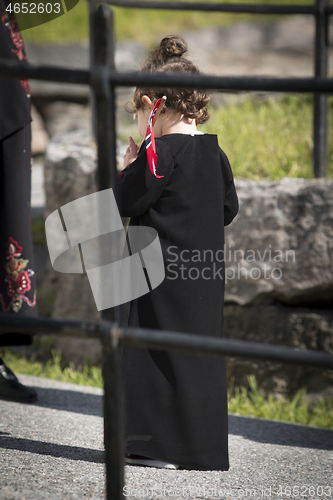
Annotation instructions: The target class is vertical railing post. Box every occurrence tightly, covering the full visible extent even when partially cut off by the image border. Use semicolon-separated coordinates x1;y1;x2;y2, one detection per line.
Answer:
90;5;120;325
313;0;329;178
90;3;118;194
90;5;124;500
102;326;125;500
89;0;96;139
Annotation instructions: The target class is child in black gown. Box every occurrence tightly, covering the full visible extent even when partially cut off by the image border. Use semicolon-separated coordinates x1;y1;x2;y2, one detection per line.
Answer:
115;35;239;471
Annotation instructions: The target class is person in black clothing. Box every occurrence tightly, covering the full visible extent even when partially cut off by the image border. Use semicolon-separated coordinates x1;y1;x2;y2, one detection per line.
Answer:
0;0;38;402
116;36;239;470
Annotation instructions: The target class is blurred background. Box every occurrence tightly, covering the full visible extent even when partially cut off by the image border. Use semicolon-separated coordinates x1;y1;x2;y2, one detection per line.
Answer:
24;0;333;180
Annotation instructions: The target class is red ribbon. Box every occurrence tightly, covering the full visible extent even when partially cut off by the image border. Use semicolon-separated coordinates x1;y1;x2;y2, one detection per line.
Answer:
145;98;164;178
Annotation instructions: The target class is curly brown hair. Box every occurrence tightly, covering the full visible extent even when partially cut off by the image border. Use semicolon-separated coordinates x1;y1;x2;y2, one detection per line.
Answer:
132;35;210;125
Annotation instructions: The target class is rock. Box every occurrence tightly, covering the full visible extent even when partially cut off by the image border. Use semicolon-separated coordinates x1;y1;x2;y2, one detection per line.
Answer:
43;130;100;365
224;178;333;306
31;155;46;208
39;93;140;143
42;102;91;138
43;129;128;365
31;104;49;155
223;178;333;400
223;304;333;402
44;129;97;218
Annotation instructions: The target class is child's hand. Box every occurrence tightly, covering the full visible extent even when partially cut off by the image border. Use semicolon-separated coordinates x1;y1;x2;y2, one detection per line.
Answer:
124;136;139;168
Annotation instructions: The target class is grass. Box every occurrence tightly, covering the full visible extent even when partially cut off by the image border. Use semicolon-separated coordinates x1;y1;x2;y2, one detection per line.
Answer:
31;217;47;246
201;94;333;180
228;374;333;430
2;347;333;430
21;0;316;45
3;348;103;387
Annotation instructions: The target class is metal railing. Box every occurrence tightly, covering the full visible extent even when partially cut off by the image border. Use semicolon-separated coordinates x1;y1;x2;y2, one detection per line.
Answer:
1;2;333;499
103;0;333;178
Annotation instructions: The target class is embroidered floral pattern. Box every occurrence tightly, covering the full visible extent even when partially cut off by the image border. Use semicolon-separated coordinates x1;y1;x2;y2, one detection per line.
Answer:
1;11;30;97
0;237;36;313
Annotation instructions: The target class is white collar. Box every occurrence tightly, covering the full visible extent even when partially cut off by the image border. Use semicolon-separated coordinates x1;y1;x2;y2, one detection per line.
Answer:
190;131;204;136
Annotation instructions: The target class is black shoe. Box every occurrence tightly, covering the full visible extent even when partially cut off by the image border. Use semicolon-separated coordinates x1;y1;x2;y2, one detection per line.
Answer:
0;358;38;403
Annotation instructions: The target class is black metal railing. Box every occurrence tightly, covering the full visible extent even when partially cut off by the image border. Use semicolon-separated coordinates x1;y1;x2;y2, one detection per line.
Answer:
1;2;333;499
104;0;332;178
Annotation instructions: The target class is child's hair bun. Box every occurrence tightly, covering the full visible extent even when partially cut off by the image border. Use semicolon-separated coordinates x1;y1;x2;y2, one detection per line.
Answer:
158;36;188;60
134;34;211;125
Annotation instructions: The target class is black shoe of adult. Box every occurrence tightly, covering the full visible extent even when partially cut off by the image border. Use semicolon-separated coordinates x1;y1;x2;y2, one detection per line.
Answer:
0;358;38;403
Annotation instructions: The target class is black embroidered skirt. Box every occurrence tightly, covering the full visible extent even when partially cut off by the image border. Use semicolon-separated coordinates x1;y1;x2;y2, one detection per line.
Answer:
0;123;37;346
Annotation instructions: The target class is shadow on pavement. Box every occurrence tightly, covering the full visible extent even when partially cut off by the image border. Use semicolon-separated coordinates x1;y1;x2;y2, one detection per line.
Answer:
0;435;104;463
229;414;333;451
12;383;333;453
29;386;103;417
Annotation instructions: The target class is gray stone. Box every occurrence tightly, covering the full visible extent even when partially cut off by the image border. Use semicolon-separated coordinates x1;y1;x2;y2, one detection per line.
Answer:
31;155;46;208
42;130;128;365
42;101;91;138
31;104;49;155
223;304;333;402
43;130;100;364
224;178;333;306
40;99;133;142
44;129;97;218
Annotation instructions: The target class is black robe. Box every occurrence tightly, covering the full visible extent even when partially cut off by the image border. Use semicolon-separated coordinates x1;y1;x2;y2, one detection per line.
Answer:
115;133;238;470
0;2;36;345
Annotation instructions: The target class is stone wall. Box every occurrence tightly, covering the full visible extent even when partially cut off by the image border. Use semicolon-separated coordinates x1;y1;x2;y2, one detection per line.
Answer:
224;178;333;307
223;304;333;403
223;177;333;401
41;130;102;365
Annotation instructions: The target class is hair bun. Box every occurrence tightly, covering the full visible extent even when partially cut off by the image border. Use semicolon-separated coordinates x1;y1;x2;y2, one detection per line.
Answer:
159;36;187;60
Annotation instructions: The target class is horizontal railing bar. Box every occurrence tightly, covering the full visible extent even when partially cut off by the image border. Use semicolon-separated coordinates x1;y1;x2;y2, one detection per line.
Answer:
0;313;103;340
1;59;333;93
107;71;333;93
120;326;333;369
94;0;317;15
0;59;90;85
0;314;332;369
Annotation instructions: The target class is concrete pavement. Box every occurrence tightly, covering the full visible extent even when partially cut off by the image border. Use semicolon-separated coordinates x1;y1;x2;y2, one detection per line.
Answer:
1;375;332;500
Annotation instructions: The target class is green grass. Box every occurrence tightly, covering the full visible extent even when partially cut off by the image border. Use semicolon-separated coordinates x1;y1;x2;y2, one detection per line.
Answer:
31;217;47;246
3;348;103;387
228;374;333;430
200;94;333;180
21;0;316;45
21;0;89;44
3;348;333;430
